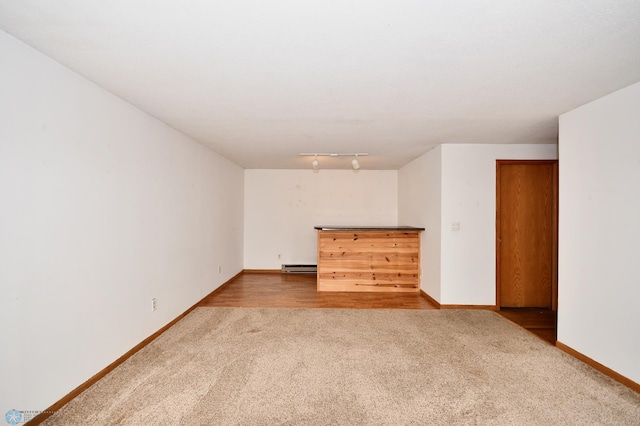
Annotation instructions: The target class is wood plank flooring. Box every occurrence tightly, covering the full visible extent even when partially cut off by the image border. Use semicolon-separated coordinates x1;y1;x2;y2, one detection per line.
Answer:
200;272;557;344
200;272;436;309
497;308;557;344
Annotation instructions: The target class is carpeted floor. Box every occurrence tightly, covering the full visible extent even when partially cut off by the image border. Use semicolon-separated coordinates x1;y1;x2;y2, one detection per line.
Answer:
44;308;640;425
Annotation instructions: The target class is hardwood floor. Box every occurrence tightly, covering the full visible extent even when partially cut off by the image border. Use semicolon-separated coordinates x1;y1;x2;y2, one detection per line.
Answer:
200;272;436;309
200;272;557;344
497;308;557;344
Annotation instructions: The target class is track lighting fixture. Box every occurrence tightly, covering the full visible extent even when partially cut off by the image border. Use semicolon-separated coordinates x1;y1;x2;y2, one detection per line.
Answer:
300;153;368;170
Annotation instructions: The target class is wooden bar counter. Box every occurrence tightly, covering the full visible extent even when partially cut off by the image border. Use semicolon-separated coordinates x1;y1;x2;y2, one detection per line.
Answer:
315;226;425;293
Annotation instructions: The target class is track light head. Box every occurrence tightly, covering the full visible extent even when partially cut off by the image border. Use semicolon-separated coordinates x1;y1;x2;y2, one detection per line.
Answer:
351;155;360;170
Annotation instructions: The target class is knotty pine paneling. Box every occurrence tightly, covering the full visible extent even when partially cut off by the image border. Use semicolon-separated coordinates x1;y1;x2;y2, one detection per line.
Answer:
317;230;421;292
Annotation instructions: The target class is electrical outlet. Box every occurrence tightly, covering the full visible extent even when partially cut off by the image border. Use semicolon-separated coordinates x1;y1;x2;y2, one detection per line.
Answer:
277;254;281;259
151;298;157;312
451;222;461;231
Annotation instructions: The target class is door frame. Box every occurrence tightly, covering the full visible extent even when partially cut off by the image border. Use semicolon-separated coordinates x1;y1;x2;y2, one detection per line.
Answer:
496;160;559;310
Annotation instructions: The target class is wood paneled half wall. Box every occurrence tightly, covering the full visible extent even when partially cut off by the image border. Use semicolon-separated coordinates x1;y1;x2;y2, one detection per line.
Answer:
316;226;424;293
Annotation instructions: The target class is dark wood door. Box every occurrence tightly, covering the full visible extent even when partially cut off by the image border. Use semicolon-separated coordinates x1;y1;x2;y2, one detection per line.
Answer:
496;161;557;309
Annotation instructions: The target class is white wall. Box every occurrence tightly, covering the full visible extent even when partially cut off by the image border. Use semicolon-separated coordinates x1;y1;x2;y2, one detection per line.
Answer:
244;169;397;269
398;146;442;301
440;144;558;305
399;144;558;305
558;81;640;384
0;30;244;416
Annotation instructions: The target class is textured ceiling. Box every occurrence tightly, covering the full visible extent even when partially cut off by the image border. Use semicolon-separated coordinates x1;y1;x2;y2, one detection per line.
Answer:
1;1;640;169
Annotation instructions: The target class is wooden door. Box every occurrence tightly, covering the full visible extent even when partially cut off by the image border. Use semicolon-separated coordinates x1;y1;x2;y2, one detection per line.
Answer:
496;161;558;309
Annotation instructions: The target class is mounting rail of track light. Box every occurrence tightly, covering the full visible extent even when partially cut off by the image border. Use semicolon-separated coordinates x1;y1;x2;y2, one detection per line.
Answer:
299;153;368;170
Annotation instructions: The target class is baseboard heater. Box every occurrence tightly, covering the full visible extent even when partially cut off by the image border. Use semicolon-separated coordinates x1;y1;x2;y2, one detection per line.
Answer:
281;264;317;274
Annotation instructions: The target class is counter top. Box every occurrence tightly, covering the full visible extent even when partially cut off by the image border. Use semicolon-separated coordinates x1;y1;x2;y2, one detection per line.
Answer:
314;226;425;231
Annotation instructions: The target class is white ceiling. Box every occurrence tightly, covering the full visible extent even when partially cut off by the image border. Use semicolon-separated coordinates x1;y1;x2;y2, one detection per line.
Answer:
1;1;640;169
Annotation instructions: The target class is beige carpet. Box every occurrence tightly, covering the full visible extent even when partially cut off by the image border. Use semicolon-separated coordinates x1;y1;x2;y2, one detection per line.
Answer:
44;308;640;425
